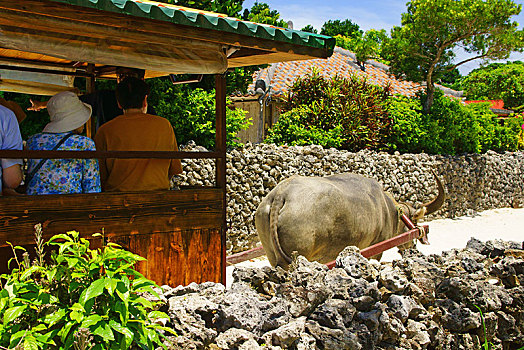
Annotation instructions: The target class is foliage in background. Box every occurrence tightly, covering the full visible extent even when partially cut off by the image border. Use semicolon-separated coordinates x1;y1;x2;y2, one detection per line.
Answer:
0;227;172;350
386;95;427;153
455;61;524;109
320;19;362;39
165;0;243;17
0;92;48;140
148;78;251;149
437;68;462;88
335;29;389;66
247;2;288;27
383;0;524;113
300;25;317;34
266;69;392;151
387;91;523;154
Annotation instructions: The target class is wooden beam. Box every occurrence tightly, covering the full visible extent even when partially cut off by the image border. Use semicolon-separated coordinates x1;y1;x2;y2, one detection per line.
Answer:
0;1;331;61
0;188;223;247
0;150;223;159
0;23;227;74
215;73;227;286
86;63;95;137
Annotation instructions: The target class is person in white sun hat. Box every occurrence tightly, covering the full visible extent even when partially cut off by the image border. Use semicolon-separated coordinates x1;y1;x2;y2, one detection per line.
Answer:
25;91;101;195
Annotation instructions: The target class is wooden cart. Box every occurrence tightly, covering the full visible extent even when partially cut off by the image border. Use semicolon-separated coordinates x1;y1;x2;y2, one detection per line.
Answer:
0;0;334;287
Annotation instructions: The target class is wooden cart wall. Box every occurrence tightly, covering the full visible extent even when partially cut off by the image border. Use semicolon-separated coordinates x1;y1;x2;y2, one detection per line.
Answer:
0;188;224;287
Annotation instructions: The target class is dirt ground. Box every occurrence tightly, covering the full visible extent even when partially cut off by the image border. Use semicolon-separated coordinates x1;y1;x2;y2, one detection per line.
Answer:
226;207;524;288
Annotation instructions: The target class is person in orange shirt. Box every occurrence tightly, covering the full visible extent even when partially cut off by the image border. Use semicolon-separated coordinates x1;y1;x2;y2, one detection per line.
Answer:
94;77;182;192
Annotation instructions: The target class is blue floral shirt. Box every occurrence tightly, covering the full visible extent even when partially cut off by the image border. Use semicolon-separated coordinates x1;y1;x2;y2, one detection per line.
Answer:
26;132;101;195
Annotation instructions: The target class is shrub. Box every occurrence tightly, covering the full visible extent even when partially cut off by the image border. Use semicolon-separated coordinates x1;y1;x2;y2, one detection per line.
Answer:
0;226;173;350
267;69;392;151
265;106;344;148
457;61;524;109
386;95;427;153
387;91;523;154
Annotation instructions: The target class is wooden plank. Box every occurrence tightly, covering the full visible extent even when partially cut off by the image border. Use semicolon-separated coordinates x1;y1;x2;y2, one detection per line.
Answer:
0;188;223;247
215;74;227;286
111;228;222;287
0;22;227;74
0;150;223;159
0;228;221;287
86;63;95;138
0;1;331;61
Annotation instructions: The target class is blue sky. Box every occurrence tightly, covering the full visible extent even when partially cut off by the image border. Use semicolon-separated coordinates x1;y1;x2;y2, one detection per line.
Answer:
243;0;524;75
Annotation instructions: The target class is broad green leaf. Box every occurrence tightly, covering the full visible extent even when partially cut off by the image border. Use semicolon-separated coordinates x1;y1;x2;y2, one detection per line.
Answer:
116;289;130;303
23;334;39;350
70;310;84;323
92;321;115;342
48;233;74;244
147;311;168;320
109;319;134;348
58;320;75;344
44;309;66;327
114;301;128;325
32;324;47;332
105;278;118;296
37;329;58;345
21;266;44;280
3;305;27;325
80;278;106;304
70;303;85;312
81;314;103;328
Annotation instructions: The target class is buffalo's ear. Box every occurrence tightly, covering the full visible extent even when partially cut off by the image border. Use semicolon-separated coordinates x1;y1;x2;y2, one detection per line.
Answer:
412;207;427;223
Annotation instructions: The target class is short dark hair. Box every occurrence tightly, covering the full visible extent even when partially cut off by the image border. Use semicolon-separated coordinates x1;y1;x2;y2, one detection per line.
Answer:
116;66;146;80
116;77;150;110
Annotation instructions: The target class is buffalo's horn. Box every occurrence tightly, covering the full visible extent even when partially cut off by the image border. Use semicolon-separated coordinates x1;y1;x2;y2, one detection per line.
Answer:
423;170;446;215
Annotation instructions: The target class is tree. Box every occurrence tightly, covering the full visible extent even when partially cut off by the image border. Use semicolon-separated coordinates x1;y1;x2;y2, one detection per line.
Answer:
458;61;524;108
335;29;388;67
438;68;462;88
301;24;318;34
165;0;243;17
320;19;362;39
383;0;524;113
247;2;287;27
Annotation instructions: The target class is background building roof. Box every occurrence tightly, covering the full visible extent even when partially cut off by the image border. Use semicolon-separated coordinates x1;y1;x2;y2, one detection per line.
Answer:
238;47;463;99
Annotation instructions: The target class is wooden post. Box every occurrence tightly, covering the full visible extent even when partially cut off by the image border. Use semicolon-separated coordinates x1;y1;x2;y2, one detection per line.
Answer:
215;74;227;286
85;63;95;138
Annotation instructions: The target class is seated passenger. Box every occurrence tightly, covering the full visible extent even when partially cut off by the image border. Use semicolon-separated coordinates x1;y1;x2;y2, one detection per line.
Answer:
0;104;23;196
25;91;101;195
94;77;182;192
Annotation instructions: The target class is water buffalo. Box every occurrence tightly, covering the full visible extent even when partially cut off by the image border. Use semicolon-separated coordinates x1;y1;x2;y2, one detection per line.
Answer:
255;172;445;268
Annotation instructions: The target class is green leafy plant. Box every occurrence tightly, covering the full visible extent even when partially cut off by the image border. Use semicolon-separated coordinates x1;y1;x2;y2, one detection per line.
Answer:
387;91;522;154
0;226;174;350
148;78;251;149
266;69;392;151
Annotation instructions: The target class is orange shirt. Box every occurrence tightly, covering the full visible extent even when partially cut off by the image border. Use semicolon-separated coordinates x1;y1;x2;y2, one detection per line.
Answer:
94;112;182;192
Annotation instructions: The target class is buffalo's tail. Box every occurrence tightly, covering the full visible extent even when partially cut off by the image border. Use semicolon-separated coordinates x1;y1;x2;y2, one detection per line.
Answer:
269;195;292;266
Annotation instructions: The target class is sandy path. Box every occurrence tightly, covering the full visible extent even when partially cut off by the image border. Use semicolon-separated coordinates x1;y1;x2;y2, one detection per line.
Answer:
226;207;524;288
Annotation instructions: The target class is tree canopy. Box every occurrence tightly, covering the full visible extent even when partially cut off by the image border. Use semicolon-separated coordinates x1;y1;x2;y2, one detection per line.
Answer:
383;0;524;112
335;29;388;67
457;61;524;109
246;2;288;27
320;19;362;39
301;24;318;34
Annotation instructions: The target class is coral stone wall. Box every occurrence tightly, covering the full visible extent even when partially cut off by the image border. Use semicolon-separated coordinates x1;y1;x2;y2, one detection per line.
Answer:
174;143;524;254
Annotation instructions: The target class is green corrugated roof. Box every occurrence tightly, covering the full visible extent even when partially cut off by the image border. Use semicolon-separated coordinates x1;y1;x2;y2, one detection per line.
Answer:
47;0;335;53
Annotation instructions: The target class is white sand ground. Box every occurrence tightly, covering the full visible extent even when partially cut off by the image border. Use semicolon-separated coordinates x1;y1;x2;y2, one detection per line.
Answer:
226;207;524;288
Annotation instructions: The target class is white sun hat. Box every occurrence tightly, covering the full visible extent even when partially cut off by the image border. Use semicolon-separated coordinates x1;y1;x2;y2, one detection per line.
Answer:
43;91;92;133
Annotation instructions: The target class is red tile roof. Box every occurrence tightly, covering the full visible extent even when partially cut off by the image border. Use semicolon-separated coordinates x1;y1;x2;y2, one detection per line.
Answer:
238;47;462;99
